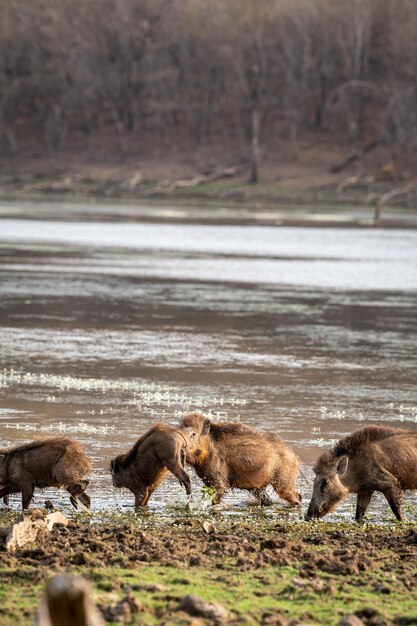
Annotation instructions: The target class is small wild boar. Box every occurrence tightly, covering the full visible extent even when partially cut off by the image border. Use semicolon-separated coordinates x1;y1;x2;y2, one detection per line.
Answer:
306;425;417;522
0;437;92;510
110;423;192;507
180;412;301;506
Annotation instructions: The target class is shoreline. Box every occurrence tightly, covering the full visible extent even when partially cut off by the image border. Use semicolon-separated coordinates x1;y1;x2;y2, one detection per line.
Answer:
0;190;416;229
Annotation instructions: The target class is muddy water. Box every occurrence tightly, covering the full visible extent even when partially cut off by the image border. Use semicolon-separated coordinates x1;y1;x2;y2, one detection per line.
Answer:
0;206;417;521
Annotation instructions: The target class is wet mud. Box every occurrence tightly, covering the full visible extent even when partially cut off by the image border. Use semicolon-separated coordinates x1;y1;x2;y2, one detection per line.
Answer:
1;511;417;625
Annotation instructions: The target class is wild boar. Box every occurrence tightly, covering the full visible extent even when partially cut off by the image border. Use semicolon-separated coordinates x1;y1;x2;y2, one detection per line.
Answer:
110;423;192;507
306;425;417;522
0;437;92;510
179;412;301;506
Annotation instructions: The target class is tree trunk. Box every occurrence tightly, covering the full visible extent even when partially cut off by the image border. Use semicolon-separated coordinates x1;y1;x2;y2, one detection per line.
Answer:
249;105;260;184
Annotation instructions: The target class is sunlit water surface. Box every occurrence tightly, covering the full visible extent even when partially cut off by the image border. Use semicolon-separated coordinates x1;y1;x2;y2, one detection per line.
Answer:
0;209;416;522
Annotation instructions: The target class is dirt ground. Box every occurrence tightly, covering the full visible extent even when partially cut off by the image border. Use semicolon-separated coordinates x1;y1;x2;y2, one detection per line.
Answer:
1;510;417;625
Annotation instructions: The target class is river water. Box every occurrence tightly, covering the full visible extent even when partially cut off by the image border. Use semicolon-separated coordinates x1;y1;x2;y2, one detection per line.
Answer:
0;204;416;521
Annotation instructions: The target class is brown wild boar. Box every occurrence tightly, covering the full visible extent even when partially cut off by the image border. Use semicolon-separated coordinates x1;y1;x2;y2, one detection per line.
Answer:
110;423;192;507
306;425;417;522
0;437;92;510
180;412;301;506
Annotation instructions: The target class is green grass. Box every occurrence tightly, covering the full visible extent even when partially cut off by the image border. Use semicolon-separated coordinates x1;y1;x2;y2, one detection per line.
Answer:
1;561;416;625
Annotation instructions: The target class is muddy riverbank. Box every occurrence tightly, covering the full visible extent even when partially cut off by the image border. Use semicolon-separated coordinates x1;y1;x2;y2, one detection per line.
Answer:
1;510;417;625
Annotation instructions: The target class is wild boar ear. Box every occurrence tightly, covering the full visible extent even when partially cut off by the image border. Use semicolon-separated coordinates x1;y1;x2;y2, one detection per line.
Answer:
336;455;348;476
201;418;211;436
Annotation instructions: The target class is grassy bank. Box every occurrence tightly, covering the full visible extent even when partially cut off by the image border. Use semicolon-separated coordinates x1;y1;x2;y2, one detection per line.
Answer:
1;510;417;625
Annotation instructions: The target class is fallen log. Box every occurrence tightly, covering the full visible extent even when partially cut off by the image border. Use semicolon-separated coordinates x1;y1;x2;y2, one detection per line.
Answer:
145;166;239;195
365;183;417;225
330;138;383;174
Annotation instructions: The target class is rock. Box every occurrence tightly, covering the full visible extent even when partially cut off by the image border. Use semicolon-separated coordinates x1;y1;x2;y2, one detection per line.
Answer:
189;555;201;566
339;616;366;626
0;512;68;551
179;594;229;621
355;608;380;620
201;521;216;534
101;601;131;623
100;593;143;623
45;512;69;531
261;612;289;625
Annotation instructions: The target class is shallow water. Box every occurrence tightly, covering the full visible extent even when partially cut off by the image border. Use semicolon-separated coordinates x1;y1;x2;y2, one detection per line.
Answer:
0;204;416;521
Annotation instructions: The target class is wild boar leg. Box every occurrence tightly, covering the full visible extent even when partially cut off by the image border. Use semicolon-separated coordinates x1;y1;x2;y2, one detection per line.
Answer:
21;484;35;509
66;482;91;509
78;492;91;508
355;490;373;522
0;486;19;505
65;480;91;509
381;485;404;521
211;483;227;504
164;460;192;496
251;488;273;506
376;471;404;521
134;488;149;508
272;482;302;506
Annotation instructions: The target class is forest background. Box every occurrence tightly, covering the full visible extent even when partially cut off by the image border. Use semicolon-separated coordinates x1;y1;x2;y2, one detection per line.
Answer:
1;0;417;200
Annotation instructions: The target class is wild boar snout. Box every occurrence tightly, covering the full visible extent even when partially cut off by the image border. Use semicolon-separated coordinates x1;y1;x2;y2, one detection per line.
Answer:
0;454;6;483
305;494;325;521
110;458;123;487
307;469;349;520
305;502;320;521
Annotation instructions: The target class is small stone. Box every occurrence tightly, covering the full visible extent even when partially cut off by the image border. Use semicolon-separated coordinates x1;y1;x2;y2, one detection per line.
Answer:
201;521;216;534
101;600;131;623
180;594;229;621
189;555;201;566
261;612;288;625
339;616;366;626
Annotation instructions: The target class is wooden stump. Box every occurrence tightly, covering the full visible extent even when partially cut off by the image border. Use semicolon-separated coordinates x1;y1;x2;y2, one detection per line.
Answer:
37;574;104;626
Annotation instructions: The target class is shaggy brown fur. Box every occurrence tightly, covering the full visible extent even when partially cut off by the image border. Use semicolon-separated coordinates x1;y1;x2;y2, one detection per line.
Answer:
315;425;406;474
179;412;301;506
0;437;92;510
307;425;417;522
110;423;192;507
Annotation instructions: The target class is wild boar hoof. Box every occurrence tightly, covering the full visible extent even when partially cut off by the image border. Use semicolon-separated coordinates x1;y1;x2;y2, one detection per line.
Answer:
70;496;79;509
